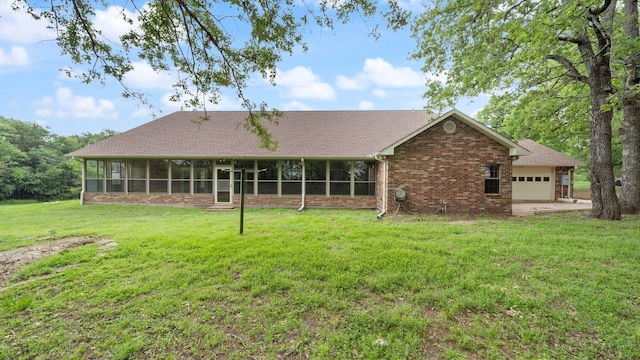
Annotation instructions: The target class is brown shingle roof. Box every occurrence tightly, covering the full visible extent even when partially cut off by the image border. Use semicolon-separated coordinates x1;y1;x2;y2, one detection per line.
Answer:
514;139;585;167
68;110;437;159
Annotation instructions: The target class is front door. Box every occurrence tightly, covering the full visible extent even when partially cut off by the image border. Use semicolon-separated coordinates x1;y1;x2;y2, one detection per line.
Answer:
215;167;232;204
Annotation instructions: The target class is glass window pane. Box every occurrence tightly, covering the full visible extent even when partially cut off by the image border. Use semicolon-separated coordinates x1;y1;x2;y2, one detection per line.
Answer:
282;182;302;195
171;180;190;193
330;161;351;181
355;182;375;196
106;179;124;192
257;160;278;194
282;160;302;180
128;180;146;193
86;160;104;178
484;165;500;194
149;180;168;193
234;160;255;171
85;179;103;192
354;161;374;181
194;180;213;193
305;161;326;180
258;181;277;195
150;160;168;179
330;182;350;196
106;160;125;179
306;181;326;195
171;160;191;180
194;160;213;180
128;160;146;179
258;161;278;180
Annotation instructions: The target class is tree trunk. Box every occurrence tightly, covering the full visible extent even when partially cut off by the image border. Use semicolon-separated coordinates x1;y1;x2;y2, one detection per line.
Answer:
620;98;640;214
589;69;622;220
620;0;640;214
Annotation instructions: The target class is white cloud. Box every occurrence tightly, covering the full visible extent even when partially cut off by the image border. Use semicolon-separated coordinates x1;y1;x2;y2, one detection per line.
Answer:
335;75;366;90
372;89;388;98
359;100;375;110
124;61;176;90
0;3;54;43
34;87;117;119
0;46;29;67
336;58;428;90
281;100;313;110
93;6;140;43
275;66;336;101
362;58;424;87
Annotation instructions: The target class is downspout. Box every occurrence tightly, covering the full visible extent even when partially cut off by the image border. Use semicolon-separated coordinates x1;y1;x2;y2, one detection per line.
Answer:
78;157;85;205
298;158;305;212
376;156;387;219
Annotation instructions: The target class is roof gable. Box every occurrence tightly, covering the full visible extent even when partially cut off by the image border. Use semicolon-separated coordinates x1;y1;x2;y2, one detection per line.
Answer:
376;109;530;157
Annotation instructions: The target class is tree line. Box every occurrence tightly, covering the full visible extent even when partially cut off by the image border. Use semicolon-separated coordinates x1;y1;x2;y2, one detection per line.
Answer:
0;116;116;202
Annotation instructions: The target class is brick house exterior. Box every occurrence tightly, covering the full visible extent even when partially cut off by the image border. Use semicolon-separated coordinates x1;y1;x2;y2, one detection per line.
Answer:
68;109;535;215
381;117;513;214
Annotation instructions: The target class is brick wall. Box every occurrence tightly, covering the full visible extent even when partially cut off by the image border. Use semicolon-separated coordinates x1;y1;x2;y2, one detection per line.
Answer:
384;118;513;214
555;166;576;199
83;192;377;209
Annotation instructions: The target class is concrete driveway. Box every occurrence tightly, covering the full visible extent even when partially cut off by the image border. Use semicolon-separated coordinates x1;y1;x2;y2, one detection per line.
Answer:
512;200;592;217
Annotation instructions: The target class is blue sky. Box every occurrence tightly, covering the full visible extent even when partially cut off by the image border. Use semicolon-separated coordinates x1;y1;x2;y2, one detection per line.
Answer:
0;1;488;136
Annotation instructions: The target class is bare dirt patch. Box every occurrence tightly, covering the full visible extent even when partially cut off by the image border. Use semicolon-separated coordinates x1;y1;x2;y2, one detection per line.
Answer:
0;237;117;291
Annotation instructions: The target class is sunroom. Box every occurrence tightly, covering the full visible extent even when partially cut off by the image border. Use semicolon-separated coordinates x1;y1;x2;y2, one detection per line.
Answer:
81;158;377;208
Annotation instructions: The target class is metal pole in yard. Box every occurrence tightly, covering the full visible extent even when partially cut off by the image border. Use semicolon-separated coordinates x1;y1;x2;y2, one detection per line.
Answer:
239;168;245;235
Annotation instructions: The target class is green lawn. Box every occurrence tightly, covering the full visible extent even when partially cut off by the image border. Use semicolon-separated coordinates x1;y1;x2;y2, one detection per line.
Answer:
1;201;639;359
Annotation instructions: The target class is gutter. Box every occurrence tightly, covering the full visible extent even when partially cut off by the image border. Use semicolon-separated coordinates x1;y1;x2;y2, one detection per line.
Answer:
298;158;305;212
374;154;387;218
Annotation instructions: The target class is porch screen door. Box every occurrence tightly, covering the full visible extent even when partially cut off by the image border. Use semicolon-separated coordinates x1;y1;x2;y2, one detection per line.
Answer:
216;167;232;204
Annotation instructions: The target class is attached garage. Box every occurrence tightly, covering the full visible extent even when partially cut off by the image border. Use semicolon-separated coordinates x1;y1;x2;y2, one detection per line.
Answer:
512;166;554;201
513;140;584;201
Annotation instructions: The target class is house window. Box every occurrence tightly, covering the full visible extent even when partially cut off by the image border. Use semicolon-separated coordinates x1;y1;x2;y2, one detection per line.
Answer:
234;160;255;195
127;160;147;193
305;160;327;195
194;160;213;193
171;160;191;194
257;160;278;194
106;160;125;192
354;161;376;196
330;161;351;196
85;160;104;192
543;177;550;182
149;159;168;193
484;164;500;194
281;160;302;195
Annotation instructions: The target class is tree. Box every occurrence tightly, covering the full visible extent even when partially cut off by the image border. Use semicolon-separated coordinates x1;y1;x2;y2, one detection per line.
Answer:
476;84;595;167
619;0;640;214
12;0;407;150
0;116;117;201
411;0;621;220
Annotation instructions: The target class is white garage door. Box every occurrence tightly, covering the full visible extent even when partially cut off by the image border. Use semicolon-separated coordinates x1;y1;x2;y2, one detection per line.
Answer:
512;167;554;201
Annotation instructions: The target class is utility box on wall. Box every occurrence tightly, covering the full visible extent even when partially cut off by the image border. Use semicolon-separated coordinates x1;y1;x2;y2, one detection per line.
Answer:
560;175;571;186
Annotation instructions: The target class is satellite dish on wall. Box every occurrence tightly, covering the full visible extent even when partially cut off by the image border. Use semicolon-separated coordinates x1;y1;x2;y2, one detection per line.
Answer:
394;188;407;202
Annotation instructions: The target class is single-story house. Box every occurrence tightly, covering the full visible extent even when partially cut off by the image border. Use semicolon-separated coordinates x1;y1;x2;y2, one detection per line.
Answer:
513;139;585;201
68;109;578;215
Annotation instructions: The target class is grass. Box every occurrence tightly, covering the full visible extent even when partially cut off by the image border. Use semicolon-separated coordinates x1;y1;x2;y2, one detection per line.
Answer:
0;201;639;359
